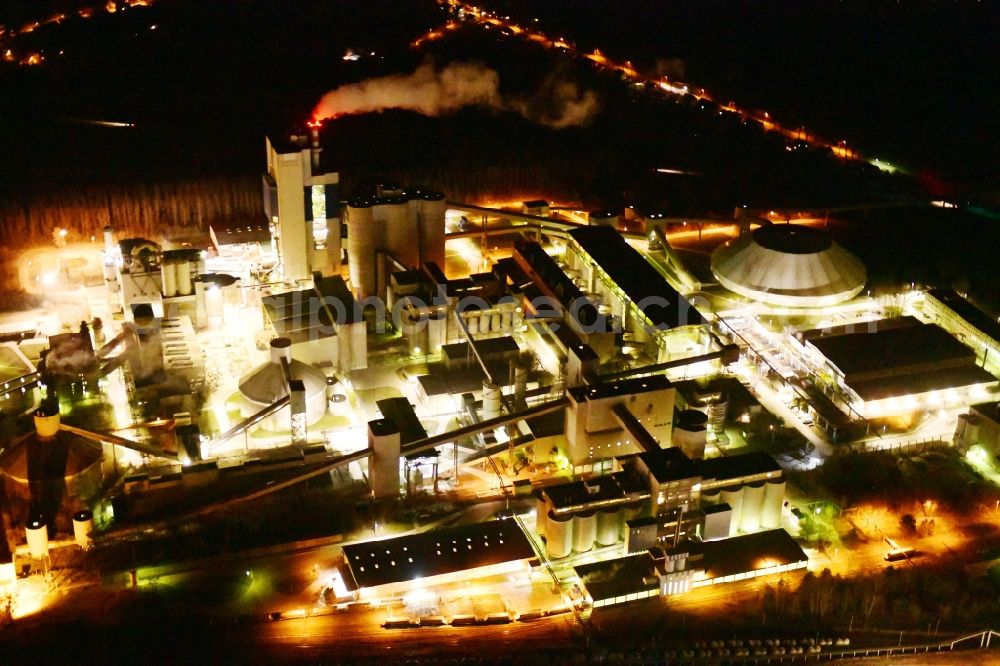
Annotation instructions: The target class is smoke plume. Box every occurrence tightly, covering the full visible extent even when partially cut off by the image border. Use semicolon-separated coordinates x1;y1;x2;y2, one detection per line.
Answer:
312;60;598;129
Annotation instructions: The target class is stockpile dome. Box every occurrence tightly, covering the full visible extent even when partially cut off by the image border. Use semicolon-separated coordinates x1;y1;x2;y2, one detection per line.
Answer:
710;224;865;307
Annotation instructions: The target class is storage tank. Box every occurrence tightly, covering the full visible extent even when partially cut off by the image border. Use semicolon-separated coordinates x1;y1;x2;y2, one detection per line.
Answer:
466;314;479;336
701;488;721;508
402;310;429;356
384;195;417;267
482;381;502;420
73;510;94;549
762;479;786;529
347;200;377;299
417;191;447;268
368;418;401;499
428;311;446;354
491;312;502;333
573;511;597;553
720;487;744;536
161;258;178;297
25;517;48;560
740;482;765;533
535;498;549;537
501;308;513;331
479;312;491;336
673;410;708;459
596;508;622;546
545;510;573;559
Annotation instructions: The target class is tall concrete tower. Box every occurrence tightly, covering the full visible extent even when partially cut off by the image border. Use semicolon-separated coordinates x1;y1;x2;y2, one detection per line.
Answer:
264;123;342;284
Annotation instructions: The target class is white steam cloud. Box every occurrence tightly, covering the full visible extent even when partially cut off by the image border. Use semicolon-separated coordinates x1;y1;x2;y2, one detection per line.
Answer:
312;61;598;129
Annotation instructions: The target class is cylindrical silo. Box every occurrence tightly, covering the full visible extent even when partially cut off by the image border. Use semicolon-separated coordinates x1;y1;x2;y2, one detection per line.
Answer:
701;488;721;508
501;308;513;331
721;487;744;536
176;260;193;296
490;312;502;333
596;508;622;546
161;259;178;297
347;200;377;299
403;311;429;356
73;510;94;549
467;315;479;336
428;312;446;354
26;517;49;560
546;511;573;559
479;312;491;336
535;498;549;537
762;479;785;529
384;196;418;268
740;482;765;534
418;192;447;268
574;511;597;553
673;410;709;459
482;381;501;420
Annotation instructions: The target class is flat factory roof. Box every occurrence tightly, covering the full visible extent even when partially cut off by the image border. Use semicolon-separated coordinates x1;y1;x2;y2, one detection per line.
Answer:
796;315;921;343
808;322;975;380
442;336;521;363
376;398;428;445
568;374;672;403
697;451;782;483
849;365;996;403
539;470;649;511
341;519;536;591
573;552;658;602
972;402;1000;423
417;365;512;397
698;529;808;580
635;446;699;483
262;276;360;339
568;226;704;330
632;447;781;484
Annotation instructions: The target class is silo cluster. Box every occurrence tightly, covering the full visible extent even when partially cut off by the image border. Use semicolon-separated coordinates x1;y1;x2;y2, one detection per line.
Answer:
701;478;785;536
345;188;447;300
539;501;638;559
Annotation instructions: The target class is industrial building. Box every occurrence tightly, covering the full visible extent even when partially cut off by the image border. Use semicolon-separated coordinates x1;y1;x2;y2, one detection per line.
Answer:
338;518;537;601
711;224;866;308
263;124;342;284
574;529;808;608
345;187;447;301
564;375;677;470
922;289;1000;369
564;226;708;363
955;401;1000;459
795;316;997;418
534;446;785;559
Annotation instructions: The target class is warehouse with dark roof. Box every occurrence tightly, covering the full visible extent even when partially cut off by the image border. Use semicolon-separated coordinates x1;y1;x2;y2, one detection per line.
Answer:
340;519;537;599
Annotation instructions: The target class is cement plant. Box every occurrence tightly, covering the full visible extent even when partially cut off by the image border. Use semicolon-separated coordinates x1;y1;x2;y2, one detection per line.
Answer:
0;0;999;664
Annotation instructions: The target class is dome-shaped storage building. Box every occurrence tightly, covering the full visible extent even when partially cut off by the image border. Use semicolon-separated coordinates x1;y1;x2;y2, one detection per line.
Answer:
711;224;865;307
238;338;328;430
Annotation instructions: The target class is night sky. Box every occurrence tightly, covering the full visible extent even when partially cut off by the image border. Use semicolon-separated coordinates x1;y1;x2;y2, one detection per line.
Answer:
1;1;997;189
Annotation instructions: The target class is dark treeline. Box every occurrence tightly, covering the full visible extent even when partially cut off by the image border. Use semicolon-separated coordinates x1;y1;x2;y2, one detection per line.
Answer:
761;563;1000;631
0;175;262;246
795;446;1000;514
